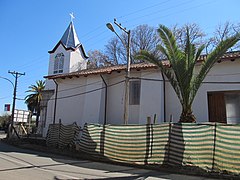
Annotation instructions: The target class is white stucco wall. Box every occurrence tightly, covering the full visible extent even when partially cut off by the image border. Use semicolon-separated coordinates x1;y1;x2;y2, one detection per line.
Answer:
69;48;87;72
139;70;164;124
107;72;125;124
52;76;104;128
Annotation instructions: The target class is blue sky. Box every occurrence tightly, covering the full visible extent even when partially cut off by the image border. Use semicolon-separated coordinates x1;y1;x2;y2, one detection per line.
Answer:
0;0;240;114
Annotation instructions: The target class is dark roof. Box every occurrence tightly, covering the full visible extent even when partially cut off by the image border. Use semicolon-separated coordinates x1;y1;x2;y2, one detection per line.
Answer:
48;22;88;58
45;51;240;80
60;22;80;48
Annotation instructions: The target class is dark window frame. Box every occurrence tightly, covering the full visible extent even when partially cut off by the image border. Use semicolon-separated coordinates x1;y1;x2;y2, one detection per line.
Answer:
129;80;141;105
53;53;64;74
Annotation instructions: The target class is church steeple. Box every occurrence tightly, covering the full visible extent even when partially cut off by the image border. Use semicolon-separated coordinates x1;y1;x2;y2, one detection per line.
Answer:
48;19;88;58
60;21;80;49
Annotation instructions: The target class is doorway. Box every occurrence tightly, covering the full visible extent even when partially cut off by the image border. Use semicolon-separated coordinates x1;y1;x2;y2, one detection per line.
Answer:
207;92;226;123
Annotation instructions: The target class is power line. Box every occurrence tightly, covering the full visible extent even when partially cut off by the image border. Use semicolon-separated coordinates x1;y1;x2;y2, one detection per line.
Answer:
127;0;216;29
116;0;171;19
0;96;11;100
121;0;196;25
49;79;125;101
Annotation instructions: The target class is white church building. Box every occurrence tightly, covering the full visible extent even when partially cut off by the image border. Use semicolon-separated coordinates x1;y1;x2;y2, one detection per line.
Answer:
40;21;240;136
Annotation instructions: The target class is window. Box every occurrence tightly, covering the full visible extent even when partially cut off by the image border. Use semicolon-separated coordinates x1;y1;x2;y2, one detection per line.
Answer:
54;53;64;74
129;80;141;105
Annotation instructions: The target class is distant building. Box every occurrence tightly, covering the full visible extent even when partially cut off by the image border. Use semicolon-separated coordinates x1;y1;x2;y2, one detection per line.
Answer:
40;21;240;137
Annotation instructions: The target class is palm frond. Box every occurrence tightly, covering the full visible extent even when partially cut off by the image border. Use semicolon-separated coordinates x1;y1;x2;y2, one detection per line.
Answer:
158;25;180;63
25;80;45;112
191;33;240;102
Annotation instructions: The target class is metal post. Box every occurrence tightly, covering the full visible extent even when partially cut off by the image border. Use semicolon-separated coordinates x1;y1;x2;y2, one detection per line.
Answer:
53;79;58;124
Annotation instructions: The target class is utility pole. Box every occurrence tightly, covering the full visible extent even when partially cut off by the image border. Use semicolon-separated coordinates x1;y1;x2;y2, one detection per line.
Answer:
106;19;131;124
8;70;25;138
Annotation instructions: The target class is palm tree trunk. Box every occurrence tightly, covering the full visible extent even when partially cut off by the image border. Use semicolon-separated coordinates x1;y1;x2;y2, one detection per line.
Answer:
36;103;40;128
36;112;40;128
179;107;196;123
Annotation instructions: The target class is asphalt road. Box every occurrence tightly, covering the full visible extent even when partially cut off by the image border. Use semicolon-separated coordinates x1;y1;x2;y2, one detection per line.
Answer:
0;133;220;180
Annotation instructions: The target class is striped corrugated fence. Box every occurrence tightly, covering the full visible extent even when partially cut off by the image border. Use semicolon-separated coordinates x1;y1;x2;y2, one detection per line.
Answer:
214;124;240;173
79;123;169;164
46;122;80;148
46;123;60;147
168;123;214;169
79;123;240;174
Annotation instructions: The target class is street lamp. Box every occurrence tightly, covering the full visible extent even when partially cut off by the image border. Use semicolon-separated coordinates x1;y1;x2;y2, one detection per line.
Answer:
0;76;14;88
0;76;14;116
106;19;131;124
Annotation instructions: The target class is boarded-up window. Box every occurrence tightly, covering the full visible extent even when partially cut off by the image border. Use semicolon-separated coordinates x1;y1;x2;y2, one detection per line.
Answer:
129;80;141;105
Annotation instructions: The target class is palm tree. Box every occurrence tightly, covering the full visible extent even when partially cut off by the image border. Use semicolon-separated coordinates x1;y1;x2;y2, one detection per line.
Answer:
25;80;45;127
136;25;239;123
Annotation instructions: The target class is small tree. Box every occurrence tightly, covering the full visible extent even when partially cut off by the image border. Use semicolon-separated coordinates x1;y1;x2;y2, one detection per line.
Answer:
207;21;240;53
105;24;160;64
0;113;10;131
87;50;112;69
25;80;45;127
136;25;239;123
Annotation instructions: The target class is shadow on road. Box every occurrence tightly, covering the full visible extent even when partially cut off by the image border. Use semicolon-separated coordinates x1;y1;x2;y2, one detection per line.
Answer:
0;139;176;180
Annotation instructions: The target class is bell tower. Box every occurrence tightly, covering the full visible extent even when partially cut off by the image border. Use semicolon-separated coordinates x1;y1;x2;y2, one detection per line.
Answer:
45;18;88;90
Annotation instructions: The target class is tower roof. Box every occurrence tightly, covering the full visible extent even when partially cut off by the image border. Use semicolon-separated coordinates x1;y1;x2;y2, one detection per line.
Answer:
60;21;80;48
48;22;88;58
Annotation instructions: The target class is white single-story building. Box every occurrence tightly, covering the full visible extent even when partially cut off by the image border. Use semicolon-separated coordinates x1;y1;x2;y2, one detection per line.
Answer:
40;21;240;136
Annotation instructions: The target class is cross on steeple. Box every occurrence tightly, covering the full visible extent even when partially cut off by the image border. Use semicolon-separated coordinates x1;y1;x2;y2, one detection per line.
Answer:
70;13;75;22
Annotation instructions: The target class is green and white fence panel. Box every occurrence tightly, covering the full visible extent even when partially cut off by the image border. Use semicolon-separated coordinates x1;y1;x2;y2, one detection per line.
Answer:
80;123;169;164
214;125;240;174
46;122;80;148
46;124;60;147
146;124;169;164
168;123;214;170
58;122;80;148
80;124;103;155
